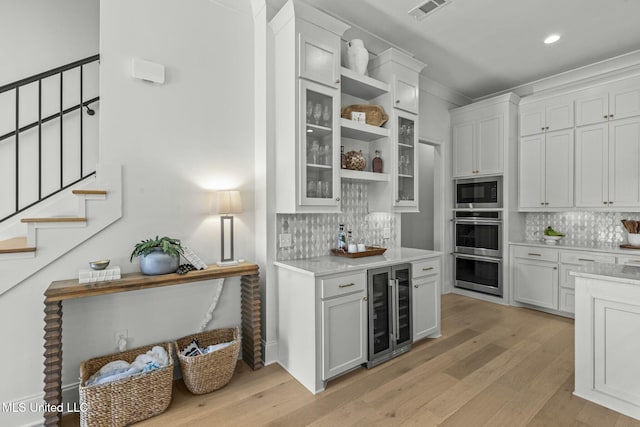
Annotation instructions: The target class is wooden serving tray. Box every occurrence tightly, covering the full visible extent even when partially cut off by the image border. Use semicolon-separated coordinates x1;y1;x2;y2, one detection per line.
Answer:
331;247;387;258
620;244;640;249
341;104;388;127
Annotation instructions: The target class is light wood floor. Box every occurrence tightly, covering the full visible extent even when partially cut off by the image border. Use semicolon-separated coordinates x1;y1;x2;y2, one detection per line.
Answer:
63;294;640;426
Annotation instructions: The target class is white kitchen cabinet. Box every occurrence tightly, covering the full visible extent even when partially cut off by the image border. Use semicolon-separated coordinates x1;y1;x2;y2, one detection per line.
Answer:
322;290;367;380
271;1;349;213
575;78;640;127
369;49;423;115
520;97;574;137
576;116;640;208
411;259;441;342
368;49;425;213
452;112;504;178
519;129;573;209
558;251;615;314
513;257;559;309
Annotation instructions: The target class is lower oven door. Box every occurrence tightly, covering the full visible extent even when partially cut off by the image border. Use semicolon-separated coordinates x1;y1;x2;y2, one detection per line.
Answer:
454;253;503;297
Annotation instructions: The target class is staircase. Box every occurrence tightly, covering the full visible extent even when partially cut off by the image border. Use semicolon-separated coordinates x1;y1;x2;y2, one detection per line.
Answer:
0;163;122;296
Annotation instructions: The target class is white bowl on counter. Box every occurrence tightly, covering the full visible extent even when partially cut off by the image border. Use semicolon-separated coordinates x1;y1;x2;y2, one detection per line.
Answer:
542;235;563;245
628;233;640;246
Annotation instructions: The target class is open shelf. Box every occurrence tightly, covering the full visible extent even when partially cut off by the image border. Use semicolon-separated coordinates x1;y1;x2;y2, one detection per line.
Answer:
341;169;390;182
397;142;413;148
340;67;389;100
306;123;332;137
306;163;332;169
340;118;389;141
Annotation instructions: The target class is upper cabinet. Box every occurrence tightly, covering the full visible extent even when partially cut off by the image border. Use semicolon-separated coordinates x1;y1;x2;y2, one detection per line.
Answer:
575;77;640;127
451;93;518;179
270;0;349;213
520;96;574;136
369;49;423;115
368;49;425;213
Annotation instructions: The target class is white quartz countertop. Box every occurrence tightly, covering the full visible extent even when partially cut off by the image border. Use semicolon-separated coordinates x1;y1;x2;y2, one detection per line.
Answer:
274;247;442;276
510;240;640;256
570;263;640;286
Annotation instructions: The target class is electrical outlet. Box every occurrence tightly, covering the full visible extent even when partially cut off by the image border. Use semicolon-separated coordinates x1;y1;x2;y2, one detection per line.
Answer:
383;228;391;239
279;233;292;248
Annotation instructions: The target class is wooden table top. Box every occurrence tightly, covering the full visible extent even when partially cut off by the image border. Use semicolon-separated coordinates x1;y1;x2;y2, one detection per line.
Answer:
45;262;259;302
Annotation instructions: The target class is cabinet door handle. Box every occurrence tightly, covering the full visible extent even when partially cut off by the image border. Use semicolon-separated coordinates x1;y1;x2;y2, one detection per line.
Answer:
609;114;614;118
335;197;340;202
603;201;608;205
604;115;609;119
422;267;434;271
528;253;542;256
335;79;341;84
396;100;400;104
609;201;613;204
363;296;368;301
553;267;558;270
339;282;355;288
540;202;545;206
546;126;549;130
541;127;545;131
578;258;595;262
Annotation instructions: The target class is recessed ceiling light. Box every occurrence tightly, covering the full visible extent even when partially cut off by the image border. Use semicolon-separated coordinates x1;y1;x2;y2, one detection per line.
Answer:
544;34;561;44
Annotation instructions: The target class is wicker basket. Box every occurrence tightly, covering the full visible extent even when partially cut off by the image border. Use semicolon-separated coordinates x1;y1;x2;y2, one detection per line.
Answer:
175;327;240;395
79;342;174;427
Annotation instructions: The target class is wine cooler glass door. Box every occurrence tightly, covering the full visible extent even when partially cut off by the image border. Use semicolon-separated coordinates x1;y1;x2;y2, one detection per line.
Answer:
393;265;412;347
368;268;392;361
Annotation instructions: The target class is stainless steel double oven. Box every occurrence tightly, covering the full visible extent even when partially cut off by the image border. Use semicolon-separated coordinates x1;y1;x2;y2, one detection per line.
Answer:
453;211;503;297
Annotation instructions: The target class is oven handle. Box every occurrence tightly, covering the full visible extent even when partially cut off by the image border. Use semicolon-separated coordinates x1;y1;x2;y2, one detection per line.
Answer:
453;219;503;225
454;253;503;263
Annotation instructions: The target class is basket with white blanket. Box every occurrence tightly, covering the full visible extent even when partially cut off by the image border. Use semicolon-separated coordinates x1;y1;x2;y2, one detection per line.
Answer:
175;327;240;394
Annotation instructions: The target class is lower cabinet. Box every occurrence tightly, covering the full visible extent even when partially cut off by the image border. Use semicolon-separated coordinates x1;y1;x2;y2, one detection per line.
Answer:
321;290;367;380
411;259;441;341
511;245;617;316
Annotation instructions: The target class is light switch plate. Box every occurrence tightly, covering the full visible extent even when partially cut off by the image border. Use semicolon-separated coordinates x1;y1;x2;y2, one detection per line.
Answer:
279;233;292;248
131;58;165;84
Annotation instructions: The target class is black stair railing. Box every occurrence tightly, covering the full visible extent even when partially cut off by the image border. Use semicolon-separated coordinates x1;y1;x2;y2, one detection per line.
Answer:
0;54;100;223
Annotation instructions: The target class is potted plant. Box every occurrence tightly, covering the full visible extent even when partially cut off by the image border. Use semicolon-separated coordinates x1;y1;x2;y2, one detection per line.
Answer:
130;236;183;275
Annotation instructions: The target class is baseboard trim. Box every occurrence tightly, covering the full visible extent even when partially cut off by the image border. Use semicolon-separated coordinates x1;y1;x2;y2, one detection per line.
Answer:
262;339;278;365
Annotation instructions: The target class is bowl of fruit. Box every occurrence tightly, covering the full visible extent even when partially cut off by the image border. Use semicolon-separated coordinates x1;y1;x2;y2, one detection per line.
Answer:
542;226;565;245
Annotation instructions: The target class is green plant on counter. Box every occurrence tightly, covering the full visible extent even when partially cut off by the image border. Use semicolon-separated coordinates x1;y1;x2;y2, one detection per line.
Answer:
544;226;565;237
130;236;184;262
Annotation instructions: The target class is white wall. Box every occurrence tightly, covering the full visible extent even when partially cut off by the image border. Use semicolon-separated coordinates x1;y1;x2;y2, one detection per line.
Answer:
0;1;255;425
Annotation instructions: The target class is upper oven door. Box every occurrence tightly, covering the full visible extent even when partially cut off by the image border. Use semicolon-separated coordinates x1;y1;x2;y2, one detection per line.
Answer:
455;177;502;208
454;219;502;257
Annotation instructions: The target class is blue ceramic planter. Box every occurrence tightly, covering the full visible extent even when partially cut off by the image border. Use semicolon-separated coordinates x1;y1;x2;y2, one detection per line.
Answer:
139;249;180;275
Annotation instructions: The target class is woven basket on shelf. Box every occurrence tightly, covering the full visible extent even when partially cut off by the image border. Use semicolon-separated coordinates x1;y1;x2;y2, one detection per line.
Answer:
175;327;240;395
79;342;174;427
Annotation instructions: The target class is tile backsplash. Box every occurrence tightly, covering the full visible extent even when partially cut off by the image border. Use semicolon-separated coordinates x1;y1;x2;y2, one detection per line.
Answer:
525;211;640;245
276;183;398;261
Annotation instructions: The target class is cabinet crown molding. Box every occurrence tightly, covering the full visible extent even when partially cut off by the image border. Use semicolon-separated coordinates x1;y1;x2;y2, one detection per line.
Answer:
269;0;350;36
451;92;520;117
369;48;426;74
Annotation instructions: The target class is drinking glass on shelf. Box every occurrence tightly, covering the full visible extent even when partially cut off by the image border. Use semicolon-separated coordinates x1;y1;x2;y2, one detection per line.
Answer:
321;143;331;165
322;181;331;198
306;101;313;123
309;139;320;164
322;101;331;127
313;103;323;125
307;180;316;198
317;180;324;198
399;155;407;175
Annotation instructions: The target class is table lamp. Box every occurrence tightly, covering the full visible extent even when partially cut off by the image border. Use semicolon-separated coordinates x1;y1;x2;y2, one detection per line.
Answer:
216;190;243;266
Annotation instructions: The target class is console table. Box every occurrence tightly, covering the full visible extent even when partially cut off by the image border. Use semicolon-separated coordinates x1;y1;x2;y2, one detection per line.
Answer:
42;263;261;426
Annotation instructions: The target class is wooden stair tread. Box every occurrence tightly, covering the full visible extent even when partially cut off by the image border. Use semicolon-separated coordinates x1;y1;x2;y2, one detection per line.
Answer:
72;189;107;195
21;217;86;223
0;237;35;254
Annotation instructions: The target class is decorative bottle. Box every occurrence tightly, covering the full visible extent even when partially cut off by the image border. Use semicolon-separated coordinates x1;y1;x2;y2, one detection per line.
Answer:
372;150;383;173
338;224;346;250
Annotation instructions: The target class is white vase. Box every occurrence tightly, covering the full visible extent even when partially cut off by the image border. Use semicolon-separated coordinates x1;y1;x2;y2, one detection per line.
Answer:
347;39;369;75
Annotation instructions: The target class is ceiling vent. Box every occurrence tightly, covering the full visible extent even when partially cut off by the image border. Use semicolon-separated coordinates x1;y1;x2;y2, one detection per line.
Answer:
408;0;452;20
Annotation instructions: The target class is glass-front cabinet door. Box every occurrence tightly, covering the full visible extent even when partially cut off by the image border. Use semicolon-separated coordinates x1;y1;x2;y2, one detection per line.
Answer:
393;265;412;347
300;80;340;209
394;111;418;209
368;268;392;361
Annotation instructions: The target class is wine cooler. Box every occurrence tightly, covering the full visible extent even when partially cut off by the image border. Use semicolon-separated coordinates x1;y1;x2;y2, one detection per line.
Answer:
366;264;412;368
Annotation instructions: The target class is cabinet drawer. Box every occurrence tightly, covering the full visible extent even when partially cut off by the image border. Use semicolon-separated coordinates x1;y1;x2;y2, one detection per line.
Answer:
513;246;558;262
321;272;366;299
412;259;440;278
560;251;615;264
617;256;640;266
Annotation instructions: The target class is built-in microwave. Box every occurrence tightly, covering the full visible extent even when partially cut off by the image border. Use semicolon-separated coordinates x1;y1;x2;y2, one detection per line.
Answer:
455;176;502;209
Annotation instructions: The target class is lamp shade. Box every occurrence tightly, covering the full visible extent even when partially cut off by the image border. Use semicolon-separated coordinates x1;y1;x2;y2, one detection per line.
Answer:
216;190;243;214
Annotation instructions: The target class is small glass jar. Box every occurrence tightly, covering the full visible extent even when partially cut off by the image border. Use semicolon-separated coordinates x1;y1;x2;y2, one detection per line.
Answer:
372;150;383;173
